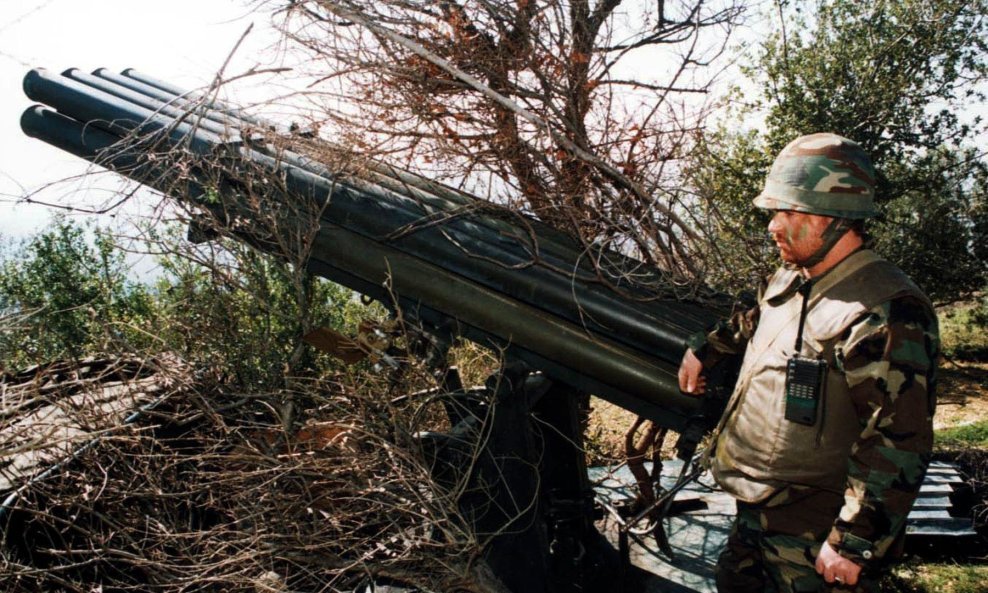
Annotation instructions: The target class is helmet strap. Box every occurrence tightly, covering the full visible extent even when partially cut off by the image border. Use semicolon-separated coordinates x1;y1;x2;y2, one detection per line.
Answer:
784;217;854;270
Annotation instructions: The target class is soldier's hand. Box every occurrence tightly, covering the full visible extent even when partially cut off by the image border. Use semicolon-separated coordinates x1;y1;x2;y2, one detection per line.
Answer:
678;349;706;395
815;541;862;587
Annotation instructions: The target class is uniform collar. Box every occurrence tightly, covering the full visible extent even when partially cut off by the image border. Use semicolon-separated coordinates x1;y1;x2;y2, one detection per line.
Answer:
764;248;874;306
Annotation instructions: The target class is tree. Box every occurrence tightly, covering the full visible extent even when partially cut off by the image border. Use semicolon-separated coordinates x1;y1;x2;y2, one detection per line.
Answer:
685;127;775;293
874;148;987;302
0;216;155;368
149;226;371;391
688;0;988;300
264;0;744;281
760;0;987;166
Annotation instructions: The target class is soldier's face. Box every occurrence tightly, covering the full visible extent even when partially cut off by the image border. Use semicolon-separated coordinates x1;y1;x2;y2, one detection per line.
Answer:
767;210;832;266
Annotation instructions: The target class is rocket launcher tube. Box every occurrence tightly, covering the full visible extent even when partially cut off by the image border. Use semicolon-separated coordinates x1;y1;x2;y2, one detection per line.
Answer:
20;106;216;205
24;68;708;365
104;68;593;262
23;69;224;156
25;68;710;363
29;69;712;362
65;69;241;142
122;68;271;129
20;104;699;425
21;68;726;417
93;68;593;269
110;70;641;273
107;68;697;313
302;226;698;421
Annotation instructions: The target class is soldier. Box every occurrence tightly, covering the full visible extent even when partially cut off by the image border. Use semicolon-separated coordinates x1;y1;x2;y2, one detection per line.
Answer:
679;133;939;593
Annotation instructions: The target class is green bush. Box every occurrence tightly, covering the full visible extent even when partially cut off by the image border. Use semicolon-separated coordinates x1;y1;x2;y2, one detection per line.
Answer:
934;421;988;450
939;302;988;361
0;216;156;368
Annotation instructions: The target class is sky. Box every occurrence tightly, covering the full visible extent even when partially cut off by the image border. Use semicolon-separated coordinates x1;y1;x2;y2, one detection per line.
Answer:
0;0;280;241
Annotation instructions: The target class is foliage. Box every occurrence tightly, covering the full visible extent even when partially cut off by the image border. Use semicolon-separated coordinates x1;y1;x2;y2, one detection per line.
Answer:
0;214;374;392
938;300;988;360
150;229;372;391
1;358;502;593
686;127;776;294
0;216;155;368
874;150;987;303
688;0;988;300
759;0;987;161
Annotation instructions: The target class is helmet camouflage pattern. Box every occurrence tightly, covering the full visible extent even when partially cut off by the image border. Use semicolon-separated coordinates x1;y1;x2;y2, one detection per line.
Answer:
753;133;878;219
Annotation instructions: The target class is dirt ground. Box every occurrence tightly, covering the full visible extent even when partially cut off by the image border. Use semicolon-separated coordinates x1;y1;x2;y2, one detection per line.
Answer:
934;361;988;430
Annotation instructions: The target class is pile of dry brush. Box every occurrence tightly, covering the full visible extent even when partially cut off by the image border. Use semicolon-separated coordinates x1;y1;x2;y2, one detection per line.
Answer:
0;355;514;593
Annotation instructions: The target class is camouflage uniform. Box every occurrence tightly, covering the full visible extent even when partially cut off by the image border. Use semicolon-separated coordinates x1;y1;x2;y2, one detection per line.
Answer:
689;134;940;593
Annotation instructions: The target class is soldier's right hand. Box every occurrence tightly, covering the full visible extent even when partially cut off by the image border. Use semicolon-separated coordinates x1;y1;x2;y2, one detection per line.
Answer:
678;349;706;395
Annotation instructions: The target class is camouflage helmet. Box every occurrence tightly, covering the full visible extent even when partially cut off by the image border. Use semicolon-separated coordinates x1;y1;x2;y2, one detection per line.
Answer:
753;133;878;219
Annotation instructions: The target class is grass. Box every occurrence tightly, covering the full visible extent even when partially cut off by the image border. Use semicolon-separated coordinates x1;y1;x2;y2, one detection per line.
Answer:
935;420;988;450
886;562;988;593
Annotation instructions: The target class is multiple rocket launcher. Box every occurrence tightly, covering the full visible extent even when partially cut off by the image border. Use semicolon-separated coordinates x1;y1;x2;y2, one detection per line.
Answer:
20;67;729;439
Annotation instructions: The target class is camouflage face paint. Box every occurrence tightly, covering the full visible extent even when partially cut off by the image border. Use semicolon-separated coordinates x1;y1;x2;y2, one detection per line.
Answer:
770;212;822;267
783;219;812;245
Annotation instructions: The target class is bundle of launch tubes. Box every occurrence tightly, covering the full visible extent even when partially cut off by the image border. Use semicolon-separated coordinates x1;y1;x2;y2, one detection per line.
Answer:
20;67;730;433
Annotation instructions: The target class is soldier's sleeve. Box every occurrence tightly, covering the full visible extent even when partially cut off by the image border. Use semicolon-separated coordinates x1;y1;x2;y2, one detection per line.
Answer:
686;284;764;368
826;295;939;565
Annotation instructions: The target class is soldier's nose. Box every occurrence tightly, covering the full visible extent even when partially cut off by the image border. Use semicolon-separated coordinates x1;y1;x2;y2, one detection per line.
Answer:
767;211;784;235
